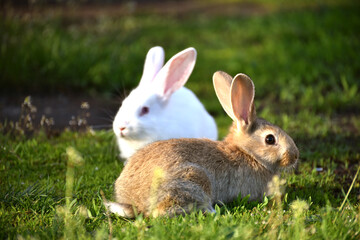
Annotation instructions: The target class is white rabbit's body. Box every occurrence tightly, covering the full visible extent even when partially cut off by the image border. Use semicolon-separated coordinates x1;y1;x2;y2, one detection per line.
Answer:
114;87;217;159
113;47;218;160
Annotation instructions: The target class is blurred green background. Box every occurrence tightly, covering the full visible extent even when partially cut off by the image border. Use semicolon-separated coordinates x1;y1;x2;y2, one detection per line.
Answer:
1;0;359;117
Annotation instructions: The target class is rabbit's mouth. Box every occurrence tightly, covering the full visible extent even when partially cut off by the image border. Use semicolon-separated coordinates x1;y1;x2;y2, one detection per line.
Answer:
279;151;298;167
118;128;146;140
119;129;127;137
118;125;137;138
119;128;131;138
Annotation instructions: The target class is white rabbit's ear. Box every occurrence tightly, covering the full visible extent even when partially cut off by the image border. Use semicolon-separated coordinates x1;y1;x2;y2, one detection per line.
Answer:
139;46;165;86
153;47;197;101
230;73;256;131
213;71;237;121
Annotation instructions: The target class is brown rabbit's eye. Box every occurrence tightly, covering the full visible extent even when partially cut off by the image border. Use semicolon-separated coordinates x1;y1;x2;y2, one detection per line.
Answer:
265;134;276;145
139;106;149;116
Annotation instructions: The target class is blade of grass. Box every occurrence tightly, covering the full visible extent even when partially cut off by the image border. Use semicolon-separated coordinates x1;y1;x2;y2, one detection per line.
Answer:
333;164;360;223
100;190;113;240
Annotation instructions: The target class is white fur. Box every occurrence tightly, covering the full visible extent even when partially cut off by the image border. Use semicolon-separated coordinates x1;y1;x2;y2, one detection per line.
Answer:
105;202;135;218
113;47;218;161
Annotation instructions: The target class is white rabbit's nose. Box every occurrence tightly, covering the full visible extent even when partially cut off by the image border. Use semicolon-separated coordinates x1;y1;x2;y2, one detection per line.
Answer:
119;127;127;137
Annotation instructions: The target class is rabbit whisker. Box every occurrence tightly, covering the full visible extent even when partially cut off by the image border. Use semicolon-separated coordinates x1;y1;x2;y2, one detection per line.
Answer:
91;124;113;129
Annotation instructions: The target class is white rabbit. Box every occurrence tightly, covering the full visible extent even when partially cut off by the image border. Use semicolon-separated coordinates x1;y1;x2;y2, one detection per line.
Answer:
113;46;218;161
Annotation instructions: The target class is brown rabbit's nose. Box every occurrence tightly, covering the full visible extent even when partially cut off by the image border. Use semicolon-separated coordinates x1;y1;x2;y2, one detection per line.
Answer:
280;151;298;167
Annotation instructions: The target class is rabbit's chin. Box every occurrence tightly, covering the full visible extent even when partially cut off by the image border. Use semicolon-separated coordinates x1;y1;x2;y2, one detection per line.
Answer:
118;134;156;160
118;132;141;140
118;128;157;142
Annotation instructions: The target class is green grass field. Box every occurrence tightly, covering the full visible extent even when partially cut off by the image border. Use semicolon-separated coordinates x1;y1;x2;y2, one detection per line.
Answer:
1;0;360;239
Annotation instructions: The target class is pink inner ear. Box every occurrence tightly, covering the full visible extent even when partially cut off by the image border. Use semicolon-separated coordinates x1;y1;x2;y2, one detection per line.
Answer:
155;49;196;100
241;110;249;125
240;95;252;124
231;74;255;126
163;55;191;96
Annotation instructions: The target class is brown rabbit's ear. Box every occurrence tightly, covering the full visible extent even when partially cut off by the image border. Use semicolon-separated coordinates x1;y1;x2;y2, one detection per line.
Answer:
230;73;256;130
213;71;237;121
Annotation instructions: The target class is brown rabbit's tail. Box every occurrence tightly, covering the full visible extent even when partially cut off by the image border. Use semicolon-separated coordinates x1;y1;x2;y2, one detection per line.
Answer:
105;201;135;218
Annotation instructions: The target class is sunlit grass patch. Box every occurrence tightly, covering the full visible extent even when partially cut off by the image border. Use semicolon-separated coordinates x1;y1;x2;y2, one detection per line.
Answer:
1;123;360;238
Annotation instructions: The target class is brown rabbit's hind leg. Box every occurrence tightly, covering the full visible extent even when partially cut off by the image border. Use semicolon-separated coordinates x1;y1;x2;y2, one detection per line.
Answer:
150;194;181;217
151;182;213;217
152;199;214;217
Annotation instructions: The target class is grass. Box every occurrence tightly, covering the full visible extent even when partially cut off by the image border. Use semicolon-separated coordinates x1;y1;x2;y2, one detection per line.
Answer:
1;0;360;239
1;127;359;239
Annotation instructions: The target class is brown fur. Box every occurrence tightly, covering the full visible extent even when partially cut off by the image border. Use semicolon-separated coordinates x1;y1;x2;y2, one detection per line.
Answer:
111;71;299;217
113;119;296;217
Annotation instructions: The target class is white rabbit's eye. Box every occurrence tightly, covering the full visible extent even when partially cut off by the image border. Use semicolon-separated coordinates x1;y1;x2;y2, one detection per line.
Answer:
265;134;276;145
139;106;149;116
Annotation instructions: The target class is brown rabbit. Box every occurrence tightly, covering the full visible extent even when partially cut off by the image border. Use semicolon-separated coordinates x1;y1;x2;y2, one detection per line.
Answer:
106;71;299;218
